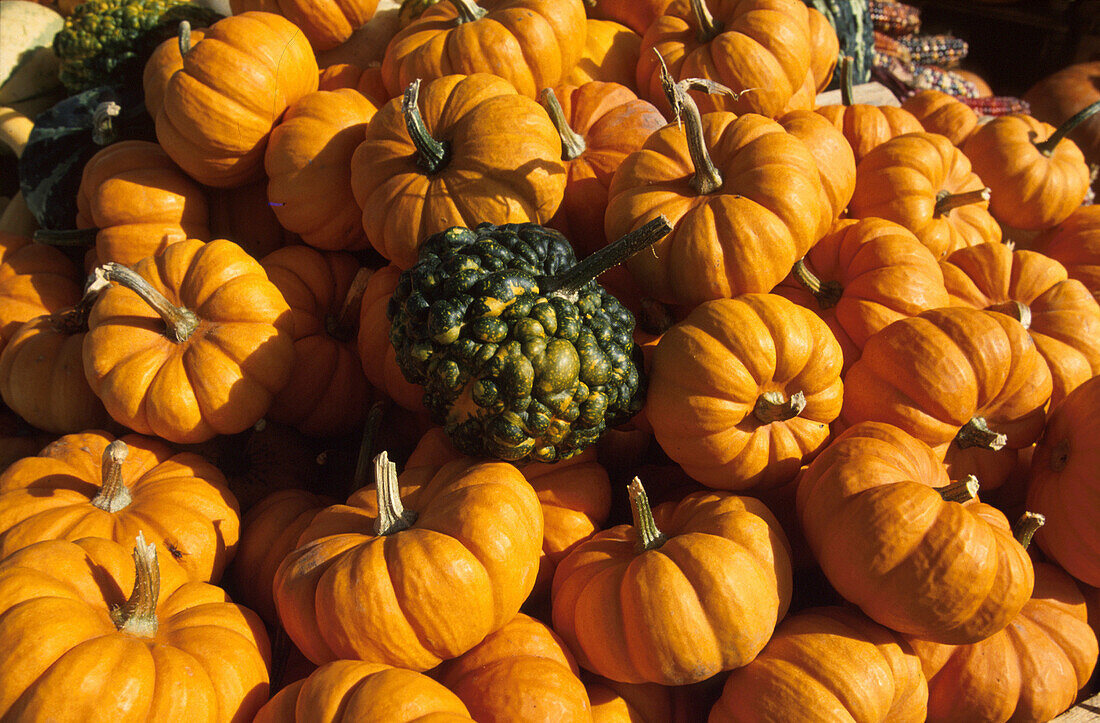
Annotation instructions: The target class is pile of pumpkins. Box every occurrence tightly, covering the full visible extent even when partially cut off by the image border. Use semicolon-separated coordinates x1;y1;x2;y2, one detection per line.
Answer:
0;0;1099;720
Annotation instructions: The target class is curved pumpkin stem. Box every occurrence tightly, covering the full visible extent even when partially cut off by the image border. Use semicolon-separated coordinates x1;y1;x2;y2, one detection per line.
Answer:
451;0;488;23
540;88;586;161
1013;511;1045;549
403;79;449;174
90;439;132;513
374;450;418;536
92;101;121;146
938;474;980;504
326;267;373;344
1034;100;1100;156
934;187;991;217
48;271;109;335
838;56;855;107
99;262;199;343
987;299;1032;330
629;477;667;552
689;0;723;43
110;532;160;638
792;259;843;309
754;390;807;424
541;215;672;297
178;20;192;58
954;417;1007;451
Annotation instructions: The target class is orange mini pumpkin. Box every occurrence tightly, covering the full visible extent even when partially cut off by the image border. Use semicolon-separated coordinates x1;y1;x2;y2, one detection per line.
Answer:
564;19;642;89
356;263;426;411
229;0;381;51
1030;204;1100;302
0;232;81;356
901;89;980;146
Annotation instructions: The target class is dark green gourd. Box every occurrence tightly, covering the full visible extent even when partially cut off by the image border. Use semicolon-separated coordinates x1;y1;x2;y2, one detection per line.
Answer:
389;217;670;463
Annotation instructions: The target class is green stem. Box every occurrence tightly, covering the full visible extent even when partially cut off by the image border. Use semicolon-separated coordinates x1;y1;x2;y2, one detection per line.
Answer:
629;477;667;552
33;227;98;246
374;450;418;536
90;439;132;513
934;188;991;217
753;390;807;424
349;400;385;498
689;0;722;43
452;0;487;23
403;79;449;174
792;258;843;309
1034;100;1100;156
99;262;199;343
954;417;1007;451
939;475;980;504
110;532;160;638
541;216;672;297
839;55;855;106
540;88;586;161
1013;511;1045;549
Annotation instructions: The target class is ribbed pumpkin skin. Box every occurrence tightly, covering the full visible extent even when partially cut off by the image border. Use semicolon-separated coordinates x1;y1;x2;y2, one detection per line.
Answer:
962;114;1091;231
816;102;924;163
154;12;319;187
265;89;378;251
550;489;793;685
83;238;296;444
636;0;814;118
563;19;642;88
381;0;587;99
604;112;830;307
586;0;672;36
1030;205;1100;303
435;613;593;722
777;109;857;224
273;457;543;669
0;232;81;356
0;537;270;721
229;0;381;51
709;606;929;722
254;660;474;722
901;90;979;146
848;132;1002;259
941;241;1100;405
796;422;1035;644
908;562;1098;723
143;28;207;114
356;264;425;412
75;140;209;267
0;430;240;582
1027;375;1100;587
349;73;567;270
646;294;844;491
774;217;950;372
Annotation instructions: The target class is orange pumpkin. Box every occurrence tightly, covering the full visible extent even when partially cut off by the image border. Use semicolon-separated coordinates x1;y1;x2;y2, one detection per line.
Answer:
0;232;82;356
229;0;381;51
349;73;567;269
0;534;270;720
0;431;239;582
901;89;980;146
564;19;642;89
141;24;205;115
806;5;839;92
83;239;296;443
356;263;426;412
153;12;319;187
204;178;297;258
777;109;857;224
585;0;672;36
317;62;390;106
647;293;844;491
1030;205;1100;302
381;0;587;99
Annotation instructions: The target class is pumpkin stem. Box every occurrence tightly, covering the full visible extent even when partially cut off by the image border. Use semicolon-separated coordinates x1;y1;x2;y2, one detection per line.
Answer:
32;227;98;246
753;390;807;424
629;477;667;552
349;400;386;498
838;56;855;106
99;262;199;343
451;0;488;23
325;267;373;343
540;215;672;297
934;187;991;217
655;50;729;195
689;0;723;43
1012;511;1045;549
48;270;110;335
939;474;980;504
92;101;122;146
540;88;586;161
1034;100;1100;156
178;20;192;58
374;450;418;536
987;299;1032;330
403;79;449;174
90;439;132;513
955;416;1007;451
110;532;160;638
792;258;843;309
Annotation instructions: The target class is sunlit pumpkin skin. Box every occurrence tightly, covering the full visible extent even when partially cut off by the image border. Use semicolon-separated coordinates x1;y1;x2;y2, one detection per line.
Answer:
551;483;793;685
255;659;474;722
841;307;1053;489
0;431;240;582
265;89;378;251
1027;375;1100;587
0;232;81;356
273;455;543;669
806;5;838;92
229;0;381;51
962;113;1092;231
154;11;319;187
1030;205;1100;302
709;606;929;722
637;0;815;118
774;218;951;373
544;81;667;256
796;421;1035;644
349;72;567;270
143;26;206;115
604;112;830;307
907;561;1098;723
777;109;857;224
317;63;390;106
586;676;677;723
75;140;210;267
0;536;270;721
647;294;844;491
815;94;924;163
564;19;642;88
356;264;426;412
848;132;1002;259
381;0;587;99
901;89;980;146
435;613;593;722
83;238;296;444
261;246;373;437
941;241;1100;405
